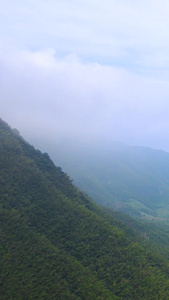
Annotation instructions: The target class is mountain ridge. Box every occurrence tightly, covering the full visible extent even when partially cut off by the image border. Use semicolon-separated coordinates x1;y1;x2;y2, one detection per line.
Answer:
1;118;169;299
51;139;169;219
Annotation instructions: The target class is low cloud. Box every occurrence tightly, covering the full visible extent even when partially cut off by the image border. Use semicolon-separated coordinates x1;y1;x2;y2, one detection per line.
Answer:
1;47;169;151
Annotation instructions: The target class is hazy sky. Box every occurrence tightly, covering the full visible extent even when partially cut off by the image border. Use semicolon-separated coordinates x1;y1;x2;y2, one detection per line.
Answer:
1;0;169;151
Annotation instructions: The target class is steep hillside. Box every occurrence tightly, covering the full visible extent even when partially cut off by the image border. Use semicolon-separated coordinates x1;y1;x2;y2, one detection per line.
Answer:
1;119;169;299
52;140;169;219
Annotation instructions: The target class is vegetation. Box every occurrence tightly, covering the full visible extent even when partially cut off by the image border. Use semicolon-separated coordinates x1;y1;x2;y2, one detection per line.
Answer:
1;119;169;299
53;140;169;219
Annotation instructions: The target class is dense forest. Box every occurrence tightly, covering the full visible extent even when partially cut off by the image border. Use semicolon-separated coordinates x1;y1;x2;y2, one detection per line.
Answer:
1;118;169;299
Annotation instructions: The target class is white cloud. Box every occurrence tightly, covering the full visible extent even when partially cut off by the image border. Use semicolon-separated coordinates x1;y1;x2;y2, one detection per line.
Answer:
1;1;169;150
1;47;169;151
1;1;169;70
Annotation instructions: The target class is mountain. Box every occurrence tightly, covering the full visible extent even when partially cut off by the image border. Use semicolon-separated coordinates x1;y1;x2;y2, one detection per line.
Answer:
52;140;169;220
1;119;169;299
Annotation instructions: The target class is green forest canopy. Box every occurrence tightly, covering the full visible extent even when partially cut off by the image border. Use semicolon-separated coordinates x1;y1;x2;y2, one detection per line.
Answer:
1;118;169;299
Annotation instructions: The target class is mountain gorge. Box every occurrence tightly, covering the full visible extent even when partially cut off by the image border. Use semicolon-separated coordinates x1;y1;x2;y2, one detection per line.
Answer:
1;119;169;299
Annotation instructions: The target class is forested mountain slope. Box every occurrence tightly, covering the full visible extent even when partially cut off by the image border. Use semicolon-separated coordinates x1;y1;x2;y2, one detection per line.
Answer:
1;119;169;299
52;140;169;219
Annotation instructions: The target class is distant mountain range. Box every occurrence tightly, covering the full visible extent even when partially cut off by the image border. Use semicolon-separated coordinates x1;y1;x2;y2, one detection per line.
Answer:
52;140;169;220
2;118;169;299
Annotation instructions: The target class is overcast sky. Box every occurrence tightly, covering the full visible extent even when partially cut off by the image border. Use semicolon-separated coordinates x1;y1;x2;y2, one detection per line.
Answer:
1;0;169;152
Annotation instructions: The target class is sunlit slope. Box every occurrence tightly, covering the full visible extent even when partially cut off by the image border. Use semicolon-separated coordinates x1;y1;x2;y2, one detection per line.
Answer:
1;119;169;299
53;141;169;219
